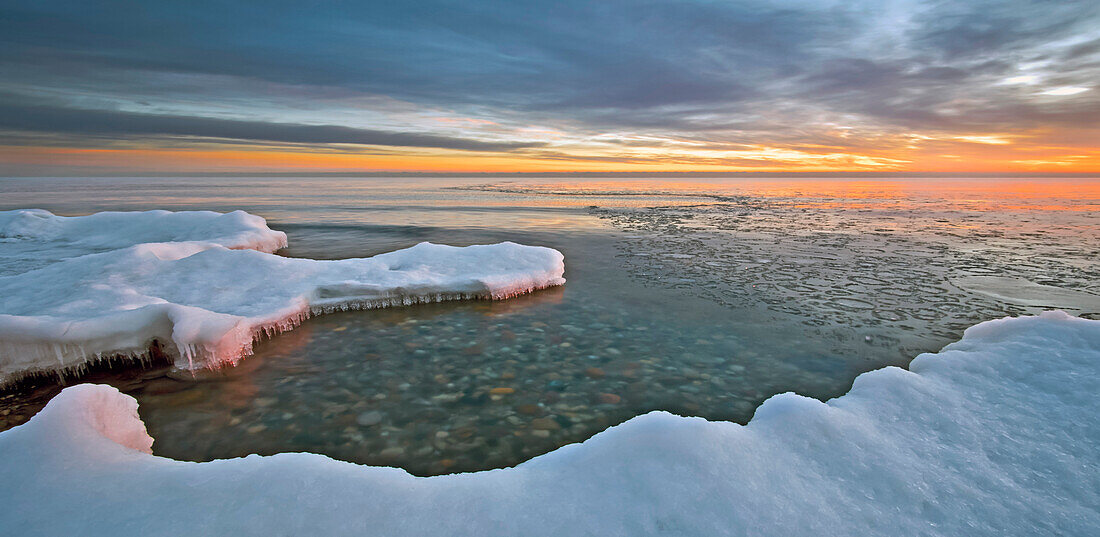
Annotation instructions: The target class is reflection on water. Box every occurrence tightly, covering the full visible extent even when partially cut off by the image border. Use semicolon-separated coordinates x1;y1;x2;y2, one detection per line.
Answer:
1;175;1097;475
459;176;1100;210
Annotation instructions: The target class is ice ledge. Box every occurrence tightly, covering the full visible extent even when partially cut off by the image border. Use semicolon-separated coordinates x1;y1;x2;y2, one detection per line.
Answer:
0;209;288;276
0;209;565;383
1;312;1097;536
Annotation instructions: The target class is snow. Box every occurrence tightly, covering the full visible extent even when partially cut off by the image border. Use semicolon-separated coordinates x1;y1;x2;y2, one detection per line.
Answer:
0;209;288;276
0;209;566;383
0;311;1096;536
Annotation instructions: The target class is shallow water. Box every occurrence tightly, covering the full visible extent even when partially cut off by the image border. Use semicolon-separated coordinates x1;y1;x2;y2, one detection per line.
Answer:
1;176;1098;475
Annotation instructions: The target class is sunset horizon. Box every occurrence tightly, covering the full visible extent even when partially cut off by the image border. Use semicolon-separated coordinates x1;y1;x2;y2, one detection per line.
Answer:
3;1;1097;176
3;120;1097;175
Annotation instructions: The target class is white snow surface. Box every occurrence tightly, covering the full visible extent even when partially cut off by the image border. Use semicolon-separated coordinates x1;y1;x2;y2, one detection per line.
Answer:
0;311;1096;536
0;208;288;275
0;209;565;382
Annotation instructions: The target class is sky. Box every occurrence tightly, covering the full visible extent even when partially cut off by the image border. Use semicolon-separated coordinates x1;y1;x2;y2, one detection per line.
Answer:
1;0;1098;175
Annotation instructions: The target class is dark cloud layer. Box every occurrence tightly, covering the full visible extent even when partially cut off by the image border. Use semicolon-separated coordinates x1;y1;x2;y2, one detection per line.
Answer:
0;1;834;109
0;0;1097;155
0;103;541;151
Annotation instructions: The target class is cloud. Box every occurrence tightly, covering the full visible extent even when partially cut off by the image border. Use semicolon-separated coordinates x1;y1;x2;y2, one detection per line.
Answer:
0;0;1097;166
0;103;542;151
0;1;840;111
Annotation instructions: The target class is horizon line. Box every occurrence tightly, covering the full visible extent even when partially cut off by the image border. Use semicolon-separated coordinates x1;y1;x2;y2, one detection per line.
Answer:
3;171;1099;179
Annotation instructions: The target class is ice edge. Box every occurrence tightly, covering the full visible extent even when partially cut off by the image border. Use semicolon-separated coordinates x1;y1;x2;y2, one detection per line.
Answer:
0;209;564;385
2;311;1096;536
0;277;564;387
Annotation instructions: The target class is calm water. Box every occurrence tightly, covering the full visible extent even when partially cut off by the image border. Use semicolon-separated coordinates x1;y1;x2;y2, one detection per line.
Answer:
1;176;1098;475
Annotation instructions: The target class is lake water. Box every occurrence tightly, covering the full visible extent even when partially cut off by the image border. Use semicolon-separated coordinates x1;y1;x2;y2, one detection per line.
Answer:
1;175;1097;475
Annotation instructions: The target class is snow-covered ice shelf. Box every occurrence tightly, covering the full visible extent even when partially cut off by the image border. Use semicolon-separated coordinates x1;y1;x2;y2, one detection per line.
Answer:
0;209;565;383
0;208;289;276
0;312;1096;536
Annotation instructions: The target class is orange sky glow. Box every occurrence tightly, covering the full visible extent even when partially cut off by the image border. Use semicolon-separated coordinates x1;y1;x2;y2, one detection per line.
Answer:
3;132;1098;175
2;1;1097;177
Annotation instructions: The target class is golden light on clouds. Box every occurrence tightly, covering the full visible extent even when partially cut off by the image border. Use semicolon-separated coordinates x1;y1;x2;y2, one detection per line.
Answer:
1;0;1096;176
1039;87;1090;96
2;121;1097;175
3;131;1098;174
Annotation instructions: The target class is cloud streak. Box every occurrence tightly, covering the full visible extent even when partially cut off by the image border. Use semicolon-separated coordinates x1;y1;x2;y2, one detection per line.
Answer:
0;0;1097;172
0;104;541;152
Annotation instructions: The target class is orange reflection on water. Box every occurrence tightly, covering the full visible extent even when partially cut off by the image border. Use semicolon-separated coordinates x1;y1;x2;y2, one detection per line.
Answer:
493;177;1100;212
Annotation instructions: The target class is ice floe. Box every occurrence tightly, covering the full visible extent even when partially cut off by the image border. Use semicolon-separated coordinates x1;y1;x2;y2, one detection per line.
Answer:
0;209;565;383
0;208;288;276
951;275;1100;311
0;312;1096;535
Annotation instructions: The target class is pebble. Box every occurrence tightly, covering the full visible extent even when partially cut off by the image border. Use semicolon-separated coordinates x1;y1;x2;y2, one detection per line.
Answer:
357;411;384;426
584;367;605;379
530;417;561;430
596;393;621;404
379;447;405;458
489;387;515;395
516;404;542;416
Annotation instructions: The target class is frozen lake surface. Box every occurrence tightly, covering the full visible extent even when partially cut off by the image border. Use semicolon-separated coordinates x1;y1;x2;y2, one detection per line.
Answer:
1;175;1097;475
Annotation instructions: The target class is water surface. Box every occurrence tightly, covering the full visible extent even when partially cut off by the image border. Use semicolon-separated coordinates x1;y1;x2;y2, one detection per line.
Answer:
1;176;1097;475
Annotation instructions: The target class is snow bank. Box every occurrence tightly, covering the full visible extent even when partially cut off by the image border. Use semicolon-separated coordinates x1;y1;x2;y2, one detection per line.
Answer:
0;312;1097;536
0;209;565;383
0;209;288;275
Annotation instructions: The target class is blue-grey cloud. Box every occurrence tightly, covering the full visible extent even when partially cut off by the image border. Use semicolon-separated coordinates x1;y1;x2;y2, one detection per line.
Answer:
0;103;541;151
0;0;1098;151
0;1;841;109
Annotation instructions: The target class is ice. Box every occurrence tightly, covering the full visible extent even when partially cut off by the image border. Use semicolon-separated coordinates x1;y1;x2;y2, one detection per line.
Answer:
951;275;1100;310
582;188;1100;362
0;210;565;383
0;312;1096;535
0;209;288;276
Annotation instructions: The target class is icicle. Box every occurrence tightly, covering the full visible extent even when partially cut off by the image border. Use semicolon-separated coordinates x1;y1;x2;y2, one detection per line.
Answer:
1;244;563;384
